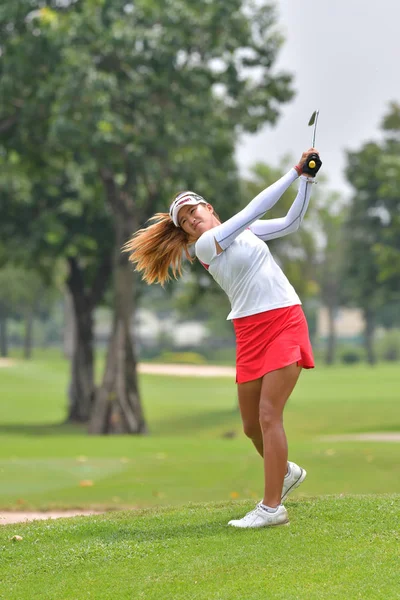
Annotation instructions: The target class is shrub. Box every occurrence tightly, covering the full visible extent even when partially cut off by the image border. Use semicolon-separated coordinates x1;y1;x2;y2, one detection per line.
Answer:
201;347;236;365
340;347;364;364
155;351;207;365
376;329;400;362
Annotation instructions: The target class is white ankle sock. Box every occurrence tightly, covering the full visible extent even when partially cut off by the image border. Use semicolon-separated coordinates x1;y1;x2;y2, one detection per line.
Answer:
260;503;280;513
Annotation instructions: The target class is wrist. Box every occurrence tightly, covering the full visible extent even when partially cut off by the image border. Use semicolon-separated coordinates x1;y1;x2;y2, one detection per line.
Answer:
294;164;302;176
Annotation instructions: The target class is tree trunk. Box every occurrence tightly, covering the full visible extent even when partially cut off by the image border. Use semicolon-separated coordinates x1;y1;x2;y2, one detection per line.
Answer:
363;308;376;365
65;267;95;423
63;291;75;359
65;253;112;424
89;177;147;435
325;303;336;365
0;309;8;357
88;311;146;434
67;302;95;422
24;310;34;359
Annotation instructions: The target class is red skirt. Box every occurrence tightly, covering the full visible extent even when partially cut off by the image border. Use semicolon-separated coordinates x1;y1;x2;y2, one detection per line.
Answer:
233;304;314;384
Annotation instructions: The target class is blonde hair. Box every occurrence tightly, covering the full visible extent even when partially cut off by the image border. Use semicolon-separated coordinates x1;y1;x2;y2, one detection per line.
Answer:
122;212;195;285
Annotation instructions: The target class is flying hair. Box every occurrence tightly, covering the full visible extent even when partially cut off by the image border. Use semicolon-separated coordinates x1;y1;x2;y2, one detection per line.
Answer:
122;212;195;286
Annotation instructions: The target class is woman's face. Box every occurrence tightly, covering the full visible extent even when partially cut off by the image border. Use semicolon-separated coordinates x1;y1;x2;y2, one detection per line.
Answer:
178;202;219;239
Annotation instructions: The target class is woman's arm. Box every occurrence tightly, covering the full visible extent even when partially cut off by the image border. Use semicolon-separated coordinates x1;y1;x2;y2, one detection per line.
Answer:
214;168;299;250
195;149;320;263
249;176;314;241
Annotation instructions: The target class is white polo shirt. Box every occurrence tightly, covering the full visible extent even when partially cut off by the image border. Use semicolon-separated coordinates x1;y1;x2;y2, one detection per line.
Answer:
194;171;313;320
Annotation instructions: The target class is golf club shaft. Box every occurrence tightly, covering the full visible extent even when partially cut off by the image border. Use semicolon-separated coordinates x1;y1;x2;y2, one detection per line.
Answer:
311;110;319;147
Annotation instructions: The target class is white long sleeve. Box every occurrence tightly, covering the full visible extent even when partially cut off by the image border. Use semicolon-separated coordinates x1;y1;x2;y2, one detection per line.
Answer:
249;176;313;241
214;168;299;250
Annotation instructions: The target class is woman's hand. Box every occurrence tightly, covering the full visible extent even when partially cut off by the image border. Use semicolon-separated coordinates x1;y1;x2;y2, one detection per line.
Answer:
298;148;320;169
294;148;321;178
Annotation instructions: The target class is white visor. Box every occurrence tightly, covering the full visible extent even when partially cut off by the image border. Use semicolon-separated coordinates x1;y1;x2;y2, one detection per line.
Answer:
169;192;207;227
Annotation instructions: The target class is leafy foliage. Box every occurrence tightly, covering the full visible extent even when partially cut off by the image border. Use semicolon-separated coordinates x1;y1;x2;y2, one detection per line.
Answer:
344;102;400;309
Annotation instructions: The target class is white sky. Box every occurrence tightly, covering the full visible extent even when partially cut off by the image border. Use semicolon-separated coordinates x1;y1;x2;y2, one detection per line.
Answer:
235;0;400;197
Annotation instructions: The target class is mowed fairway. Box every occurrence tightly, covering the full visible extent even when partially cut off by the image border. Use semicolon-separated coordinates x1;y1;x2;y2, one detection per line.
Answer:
0;354;399;599
0;355;399;508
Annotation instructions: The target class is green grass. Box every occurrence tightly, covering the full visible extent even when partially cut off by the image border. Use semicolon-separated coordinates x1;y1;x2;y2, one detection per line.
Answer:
1;496;399;599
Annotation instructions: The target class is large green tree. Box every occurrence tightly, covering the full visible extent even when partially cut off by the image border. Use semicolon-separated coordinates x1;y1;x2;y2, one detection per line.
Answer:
1;0;294;433
0;149;114;422
0;3;114;421
344;102;400;363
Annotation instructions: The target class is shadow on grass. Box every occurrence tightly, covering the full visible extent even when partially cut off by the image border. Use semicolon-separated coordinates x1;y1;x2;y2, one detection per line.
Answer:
0;422;86;436
0;407;240;438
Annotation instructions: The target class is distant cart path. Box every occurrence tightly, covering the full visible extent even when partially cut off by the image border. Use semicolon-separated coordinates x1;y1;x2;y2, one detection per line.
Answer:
138;363;236;377
1;511;103;526
0;358;235;377
0;358;16;368
320;433;400;443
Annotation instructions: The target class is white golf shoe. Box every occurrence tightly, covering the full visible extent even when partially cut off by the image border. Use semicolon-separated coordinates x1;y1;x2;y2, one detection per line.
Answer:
281;461;307;502
228;503;289;529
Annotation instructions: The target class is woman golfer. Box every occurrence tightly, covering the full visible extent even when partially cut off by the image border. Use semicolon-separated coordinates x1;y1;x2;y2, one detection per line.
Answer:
125;148;321;528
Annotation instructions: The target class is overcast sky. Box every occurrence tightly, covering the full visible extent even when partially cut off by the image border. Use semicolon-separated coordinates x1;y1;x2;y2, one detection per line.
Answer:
235;0;400;196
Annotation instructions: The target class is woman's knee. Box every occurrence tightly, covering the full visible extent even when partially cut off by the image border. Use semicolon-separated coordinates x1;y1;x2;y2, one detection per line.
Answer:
259;403;283;431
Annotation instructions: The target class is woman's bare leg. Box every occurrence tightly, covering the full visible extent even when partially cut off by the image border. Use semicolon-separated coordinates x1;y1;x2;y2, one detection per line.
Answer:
237;378;263;457
259;363;302;507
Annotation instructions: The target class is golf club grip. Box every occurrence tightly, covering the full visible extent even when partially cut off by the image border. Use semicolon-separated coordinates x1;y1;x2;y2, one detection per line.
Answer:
302;153;322;177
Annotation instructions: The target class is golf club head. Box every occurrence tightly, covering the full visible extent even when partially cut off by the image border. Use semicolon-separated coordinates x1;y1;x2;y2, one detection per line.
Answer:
308;110;318;127
308;109;319;147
